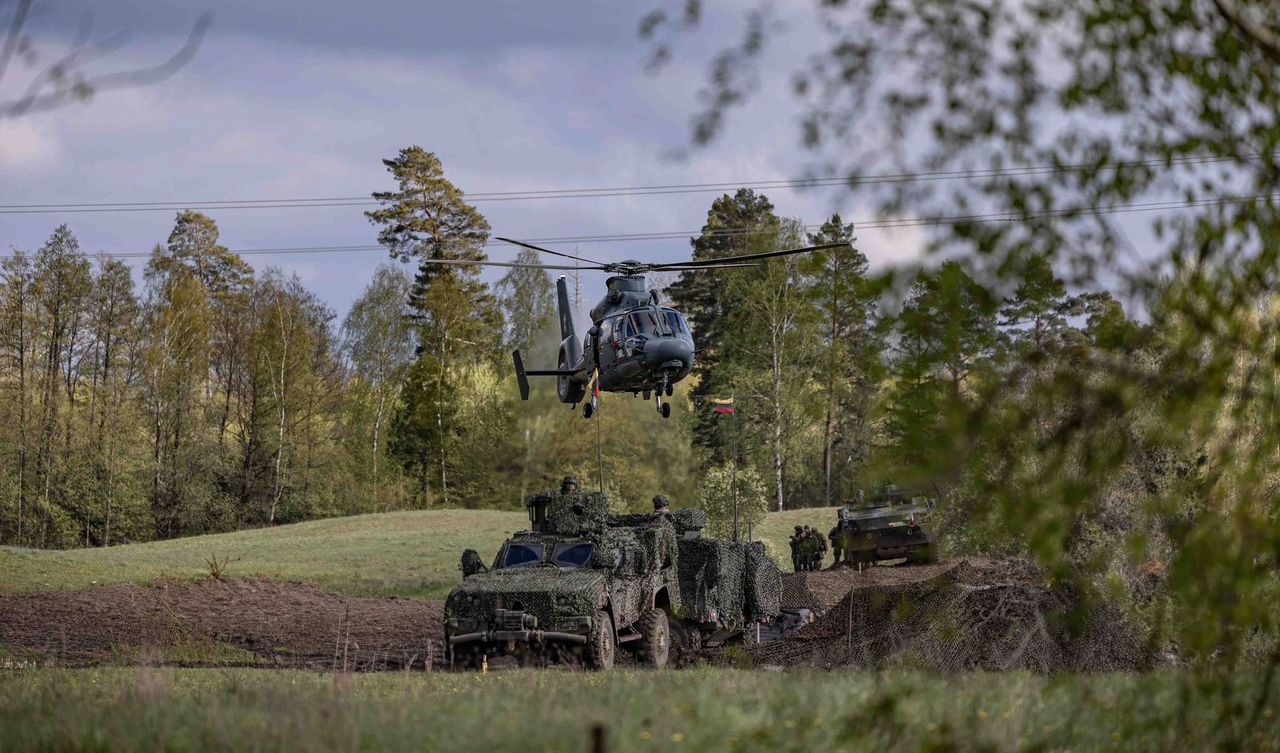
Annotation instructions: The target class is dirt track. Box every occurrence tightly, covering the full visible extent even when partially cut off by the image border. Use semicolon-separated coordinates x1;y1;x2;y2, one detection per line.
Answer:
0;579;445;670
0;560;1150;673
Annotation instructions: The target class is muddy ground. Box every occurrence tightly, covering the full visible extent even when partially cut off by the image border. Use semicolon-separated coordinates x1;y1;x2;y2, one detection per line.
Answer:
0;559;1147;672
0;578;444;670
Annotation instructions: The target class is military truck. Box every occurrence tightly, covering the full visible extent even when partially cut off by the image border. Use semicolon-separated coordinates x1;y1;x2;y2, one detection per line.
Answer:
444;487;782;670
830;484;937;566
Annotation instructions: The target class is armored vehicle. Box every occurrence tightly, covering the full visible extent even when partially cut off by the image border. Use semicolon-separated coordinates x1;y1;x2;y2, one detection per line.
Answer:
444;487;782;670
830;484;937;566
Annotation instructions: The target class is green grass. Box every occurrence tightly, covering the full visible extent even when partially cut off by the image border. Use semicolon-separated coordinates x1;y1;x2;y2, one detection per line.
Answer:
0;667;1275;752
0;506;839;599
0;509;523;599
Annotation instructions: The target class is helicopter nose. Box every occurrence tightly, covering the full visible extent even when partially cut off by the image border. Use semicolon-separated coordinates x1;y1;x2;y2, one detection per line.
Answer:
645;337;693;370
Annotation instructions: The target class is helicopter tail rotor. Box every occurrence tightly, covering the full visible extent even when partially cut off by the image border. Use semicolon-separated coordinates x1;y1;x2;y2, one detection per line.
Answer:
513;350;531;401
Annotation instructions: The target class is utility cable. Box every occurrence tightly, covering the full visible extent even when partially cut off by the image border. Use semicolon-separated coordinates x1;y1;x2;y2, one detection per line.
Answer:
0;153;1265;214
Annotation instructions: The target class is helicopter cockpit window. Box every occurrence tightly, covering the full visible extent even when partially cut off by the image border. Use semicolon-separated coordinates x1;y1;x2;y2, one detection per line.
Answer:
663;309;691;339
632;311;661;335
620;317;637;340
501;543;544;568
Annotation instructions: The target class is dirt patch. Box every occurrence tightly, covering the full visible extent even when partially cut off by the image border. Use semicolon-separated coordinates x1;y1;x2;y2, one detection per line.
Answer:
0;578;445;671
747;559;1149;672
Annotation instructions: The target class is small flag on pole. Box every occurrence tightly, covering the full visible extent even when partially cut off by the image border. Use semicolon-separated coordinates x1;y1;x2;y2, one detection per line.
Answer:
713;396;735;414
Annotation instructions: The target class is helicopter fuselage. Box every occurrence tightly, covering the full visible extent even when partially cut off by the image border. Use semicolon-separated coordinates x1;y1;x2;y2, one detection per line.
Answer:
585;303;694;394
512;273;693;418
582;275;693;394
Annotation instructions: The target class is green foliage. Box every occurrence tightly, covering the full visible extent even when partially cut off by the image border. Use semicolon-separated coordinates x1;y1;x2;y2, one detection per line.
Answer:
695;462;768;540
495;248;555;355
2;668;1279;752
668;188;782;460
656;0;1280;678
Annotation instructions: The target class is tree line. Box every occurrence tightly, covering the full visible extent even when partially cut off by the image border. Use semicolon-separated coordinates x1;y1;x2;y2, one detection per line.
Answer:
0;145;1141;548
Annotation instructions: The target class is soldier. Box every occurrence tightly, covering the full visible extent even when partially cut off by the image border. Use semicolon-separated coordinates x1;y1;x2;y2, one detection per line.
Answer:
560;475;579;495
813;527;828;571
829;523;844;566
652;495;670;513
799;526;818;571
789;525;803;572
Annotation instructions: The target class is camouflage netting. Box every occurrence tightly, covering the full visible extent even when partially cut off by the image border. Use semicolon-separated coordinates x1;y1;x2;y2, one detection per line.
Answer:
676;538;780;626
446;567;605;635
743;543;782;621
779;573;826;613
740;559;1151;672
668;509;706;537
533;492;610;536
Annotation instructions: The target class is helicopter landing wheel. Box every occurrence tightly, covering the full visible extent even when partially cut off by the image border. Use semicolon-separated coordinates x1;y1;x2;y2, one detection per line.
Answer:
643;389;651;400
661;403;671;419
583;402;594;419
665;383;673;397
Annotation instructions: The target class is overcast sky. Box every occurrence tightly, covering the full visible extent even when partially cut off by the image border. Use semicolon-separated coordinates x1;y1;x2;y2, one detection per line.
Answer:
0;0;928;322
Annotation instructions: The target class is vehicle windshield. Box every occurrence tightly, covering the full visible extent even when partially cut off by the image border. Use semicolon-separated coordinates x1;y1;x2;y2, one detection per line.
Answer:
502;543;544;568
551;542;594;568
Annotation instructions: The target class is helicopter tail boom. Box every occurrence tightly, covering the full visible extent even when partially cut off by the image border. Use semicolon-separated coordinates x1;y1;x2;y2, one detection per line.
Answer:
557;276;576;342
512;349;578;401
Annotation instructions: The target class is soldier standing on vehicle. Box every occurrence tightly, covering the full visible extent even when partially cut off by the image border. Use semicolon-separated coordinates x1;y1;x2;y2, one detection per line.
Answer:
790;525;803;571
561;475;579;495
653;495;670;513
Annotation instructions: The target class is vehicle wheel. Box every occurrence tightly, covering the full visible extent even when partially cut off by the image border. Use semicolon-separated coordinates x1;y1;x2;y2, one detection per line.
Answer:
586;610;615;670
583;402;595;419
643;389;651;400
668;619;702;668
665;383;673;397
637;608;670;669
660;403;671;419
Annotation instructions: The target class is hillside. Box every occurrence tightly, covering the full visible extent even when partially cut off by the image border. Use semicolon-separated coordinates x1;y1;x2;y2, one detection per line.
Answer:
0;506;841;599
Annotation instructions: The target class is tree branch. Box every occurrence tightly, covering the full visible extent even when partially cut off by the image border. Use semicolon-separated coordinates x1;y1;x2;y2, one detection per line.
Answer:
0;6;209;119
1212;0;1280;64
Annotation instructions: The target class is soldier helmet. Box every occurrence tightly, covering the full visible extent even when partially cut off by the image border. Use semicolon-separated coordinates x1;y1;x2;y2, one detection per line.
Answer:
794;525;803;533
652;495;670;510
803;525;811;532
560;475;579;494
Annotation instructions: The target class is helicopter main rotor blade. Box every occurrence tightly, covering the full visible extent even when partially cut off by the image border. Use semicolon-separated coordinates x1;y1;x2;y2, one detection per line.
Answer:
495;237;608;266
657;263;761;271
650;241;853;271
415;257;606;271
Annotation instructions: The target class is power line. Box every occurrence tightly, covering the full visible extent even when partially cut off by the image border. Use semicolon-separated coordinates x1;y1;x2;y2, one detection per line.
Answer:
2;192;1271;261
0;153;1262;215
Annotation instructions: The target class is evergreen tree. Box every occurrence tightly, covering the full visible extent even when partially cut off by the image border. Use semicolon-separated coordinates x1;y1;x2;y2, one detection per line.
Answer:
366;147;502;503
667;189;781;460
998;254;1083;354
803;215;882;506
884;262;998;474
150;211;253;296
364;146;500;352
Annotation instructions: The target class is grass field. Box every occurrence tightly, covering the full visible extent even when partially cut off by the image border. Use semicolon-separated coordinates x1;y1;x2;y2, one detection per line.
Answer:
3;508;1277;752
0;506;840;598
0;667;1275;753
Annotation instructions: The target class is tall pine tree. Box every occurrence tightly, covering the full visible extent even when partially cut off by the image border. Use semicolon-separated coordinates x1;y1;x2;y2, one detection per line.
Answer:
366;147;502;504
667;189;781;460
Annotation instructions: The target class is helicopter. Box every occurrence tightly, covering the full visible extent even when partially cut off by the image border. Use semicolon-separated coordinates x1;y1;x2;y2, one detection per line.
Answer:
406;236;851;418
